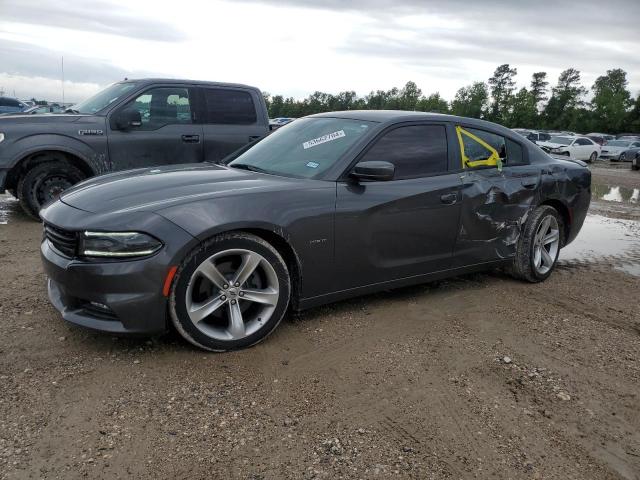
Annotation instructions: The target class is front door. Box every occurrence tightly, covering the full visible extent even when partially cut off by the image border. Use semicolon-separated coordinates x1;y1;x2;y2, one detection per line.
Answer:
452;125;541;266
107;86;203;171
334;123;462;291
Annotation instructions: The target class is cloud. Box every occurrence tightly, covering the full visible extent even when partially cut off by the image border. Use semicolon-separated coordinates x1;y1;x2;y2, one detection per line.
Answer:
0;0;187;41
0;39;159;101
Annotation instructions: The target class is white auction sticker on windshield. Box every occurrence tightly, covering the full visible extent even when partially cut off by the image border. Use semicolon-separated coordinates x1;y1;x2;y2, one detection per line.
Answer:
303;130;346;150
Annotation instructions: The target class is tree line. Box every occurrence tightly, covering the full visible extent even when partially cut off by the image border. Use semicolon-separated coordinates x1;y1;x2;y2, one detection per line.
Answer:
264;65;640;134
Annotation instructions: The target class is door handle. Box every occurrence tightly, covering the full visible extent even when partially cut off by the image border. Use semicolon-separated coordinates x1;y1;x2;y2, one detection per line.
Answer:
521;179;538;189
440;192;458;205
181;134;200;143
249;135;261;142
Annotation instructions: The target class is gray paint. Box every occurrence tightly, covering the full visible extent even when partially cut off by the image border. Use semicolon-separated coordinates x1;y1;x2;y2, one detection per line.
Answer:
40;111;591;334
0;78;269;191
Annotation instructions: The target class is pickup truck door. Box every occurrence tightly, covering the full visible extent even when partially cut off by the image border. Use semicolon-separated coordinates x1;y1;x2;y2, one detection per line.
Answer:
198;87;268;163
107;86;203;170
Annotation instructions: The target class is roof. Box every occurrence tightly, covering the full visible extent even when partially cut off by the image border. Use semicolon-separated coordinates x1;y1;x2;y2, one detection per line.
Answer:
309;110;514;135
117;78;261;91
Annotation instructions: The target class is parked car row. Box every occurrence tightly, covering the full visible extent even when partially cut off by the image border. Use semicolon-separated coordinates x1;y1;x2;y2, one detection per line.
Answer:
512;128;640;165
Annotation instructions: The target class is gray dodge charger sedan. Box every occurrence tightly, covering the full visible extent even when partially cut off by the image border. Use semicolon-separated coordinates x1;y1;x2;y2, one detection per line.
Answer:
40;111;591;351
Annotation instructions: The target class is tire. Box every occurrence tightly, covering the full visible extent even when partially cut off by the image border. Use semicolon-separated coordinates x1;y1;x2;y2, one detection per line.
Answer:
17;159;85;220
632;156;639;171
619;153;626;162
169;232;291;352
589;152;597;163
508;205;563;283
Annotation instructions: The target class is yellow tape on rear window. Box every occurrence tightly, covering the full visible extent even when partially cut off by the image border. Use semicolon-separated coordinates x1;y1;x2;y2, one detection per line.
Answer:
456;126;502;171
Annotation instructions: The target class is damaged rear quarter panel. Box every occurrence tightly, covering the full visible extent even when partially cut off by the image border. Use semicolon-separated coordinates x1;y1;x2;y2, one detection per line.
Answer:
453;165;542;266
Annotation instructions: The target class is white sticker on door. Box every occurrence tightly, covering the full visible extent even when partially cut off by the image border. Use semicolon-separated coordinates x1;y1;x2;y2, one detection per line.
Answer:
302;130;346;150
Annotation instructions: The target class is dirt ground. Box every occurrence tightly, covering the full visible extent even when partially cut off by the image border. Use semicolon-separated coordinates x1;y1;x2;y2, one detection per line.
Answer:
1;163;639;480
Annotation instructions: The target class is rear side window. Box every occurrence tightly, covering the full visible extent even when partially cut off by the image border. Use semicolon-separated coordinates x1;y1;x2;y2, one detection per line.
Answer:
457;127;525;168
576;138;591;145
360;125;448;180
204;89;257;125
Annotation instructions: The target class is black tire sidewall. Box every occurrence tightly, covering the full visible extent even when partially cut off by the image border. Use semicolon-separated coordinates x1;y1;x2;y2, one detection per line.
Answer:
170;234;291;351
18;160;85;219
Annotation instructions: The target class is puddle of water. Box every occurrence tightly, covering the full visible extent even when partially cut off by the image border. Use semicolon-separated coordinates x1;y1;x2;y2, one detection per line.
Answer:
561;214;640;276
0;193;19;225
592;182;639;204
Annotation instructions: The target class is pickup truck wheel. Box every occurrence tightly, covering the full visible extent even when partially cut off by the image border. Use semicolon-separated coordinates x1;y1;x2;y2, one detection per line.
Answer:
17;160;85;220
508;205;563;283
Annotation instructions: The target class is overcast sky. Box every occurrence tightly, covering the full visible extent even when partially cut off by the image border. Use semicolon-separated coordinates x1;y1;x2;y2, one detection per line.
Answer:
0;0;638;103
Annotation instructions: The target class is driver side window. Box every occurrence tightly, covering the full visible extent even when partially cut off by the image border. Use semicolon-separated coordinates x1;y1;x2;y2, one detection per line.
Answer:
121;87;193;131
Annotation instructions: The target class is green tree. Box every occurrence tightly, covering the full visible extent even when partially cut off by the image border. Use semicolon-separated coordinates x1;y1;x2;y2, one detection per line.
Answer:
488;64;518;124
450;82;489;119
529;72;548;111
398;81;422;110
543;68;587;130
416;92;449;113
507;88;537;128
590;68;632;133
626;96;640;133
268;95;285;117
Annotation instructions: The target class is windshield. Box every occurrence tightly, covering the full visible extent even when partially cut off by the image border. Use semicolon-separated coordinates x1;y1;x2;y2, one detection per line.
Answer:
229;117;374;178
607;140;631;147
72;82;140;114
549;136;573;145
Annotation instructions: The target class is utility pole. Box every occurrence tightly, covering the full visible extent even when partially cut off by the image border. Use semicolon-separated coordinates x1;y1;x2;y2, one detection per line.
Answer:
61;56;65;105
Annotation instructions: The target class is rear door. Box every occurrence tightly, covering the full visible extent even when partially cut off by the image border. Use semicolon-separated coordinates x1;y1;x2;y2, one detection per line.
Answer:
453;125;541;266
334;123;462;290
199;87;267;163
107;86;203;170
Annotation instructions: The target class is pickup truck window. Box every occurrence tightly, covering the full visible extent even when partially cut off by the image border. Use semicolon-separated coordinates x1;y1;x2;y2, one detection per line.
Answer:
73;81;139;114
204;88;257;125
122;87;193;130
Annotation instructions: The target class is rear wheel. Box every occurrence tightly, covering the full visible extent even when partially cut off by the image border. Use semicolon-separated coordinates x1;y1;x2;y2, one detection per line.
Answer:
509;205;563;283
589;151;597;163
169;232;291;351
17;159;85;220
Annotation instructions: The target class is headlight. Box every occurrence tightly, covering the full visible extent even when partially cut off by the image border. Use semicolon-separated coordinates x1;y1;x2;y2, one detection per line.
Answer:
0;133;5;143
550;147;564;152
80;231;162;258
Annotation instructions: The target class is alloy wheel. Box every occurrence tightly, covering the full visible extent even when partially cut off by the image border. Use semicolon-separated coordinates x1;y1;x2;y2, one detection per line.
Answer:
185;249;279;341
533;215;560;275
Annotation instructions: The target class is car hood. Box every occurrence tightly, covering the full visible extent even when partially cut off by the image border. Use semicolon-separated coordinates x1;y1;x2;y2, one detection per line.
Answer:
538;141;568;149
59;163;306;214
601;145;627;152
0;113;91;124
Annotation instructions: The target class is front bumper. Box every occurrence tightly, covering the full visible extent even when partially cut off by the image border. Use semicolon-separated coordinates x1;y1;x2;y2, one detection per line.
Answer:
599;153;622;160
39;200;198;335
42;240;170;334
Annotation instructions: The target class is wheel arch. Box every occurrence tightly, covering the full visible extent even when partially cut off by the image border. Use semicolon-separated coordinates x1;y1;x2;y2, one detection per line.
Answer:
185;226;304;311
6;149;96;192
538;198;571;247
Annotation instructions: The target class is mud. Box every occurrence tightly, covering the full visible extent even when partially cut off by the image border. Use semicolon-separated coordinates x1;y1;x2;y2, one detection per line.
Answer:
1;165;639;479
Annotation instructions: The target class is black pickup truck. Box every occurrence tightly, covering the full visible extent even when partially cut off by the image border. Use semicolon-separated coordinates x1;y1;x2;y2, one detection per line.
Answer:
0;79;270;218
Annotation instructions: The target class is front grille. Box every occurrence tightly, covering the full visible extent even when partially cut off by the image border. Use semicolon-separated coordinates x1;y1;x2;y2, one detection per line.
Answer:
44;223;78;258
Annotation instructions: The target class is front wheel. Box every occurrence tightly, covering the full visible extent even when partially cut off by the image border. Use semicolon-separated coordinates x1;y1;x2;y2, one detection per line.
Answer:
17;159;85;220
509;205;563;283
619;153;626;162
169;232;291;351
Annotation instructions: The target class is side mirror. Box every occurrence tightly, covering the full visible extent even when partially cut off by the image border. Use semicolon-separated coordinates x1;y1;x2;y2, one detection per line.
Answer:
350;161;395;181
113;108;142;130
